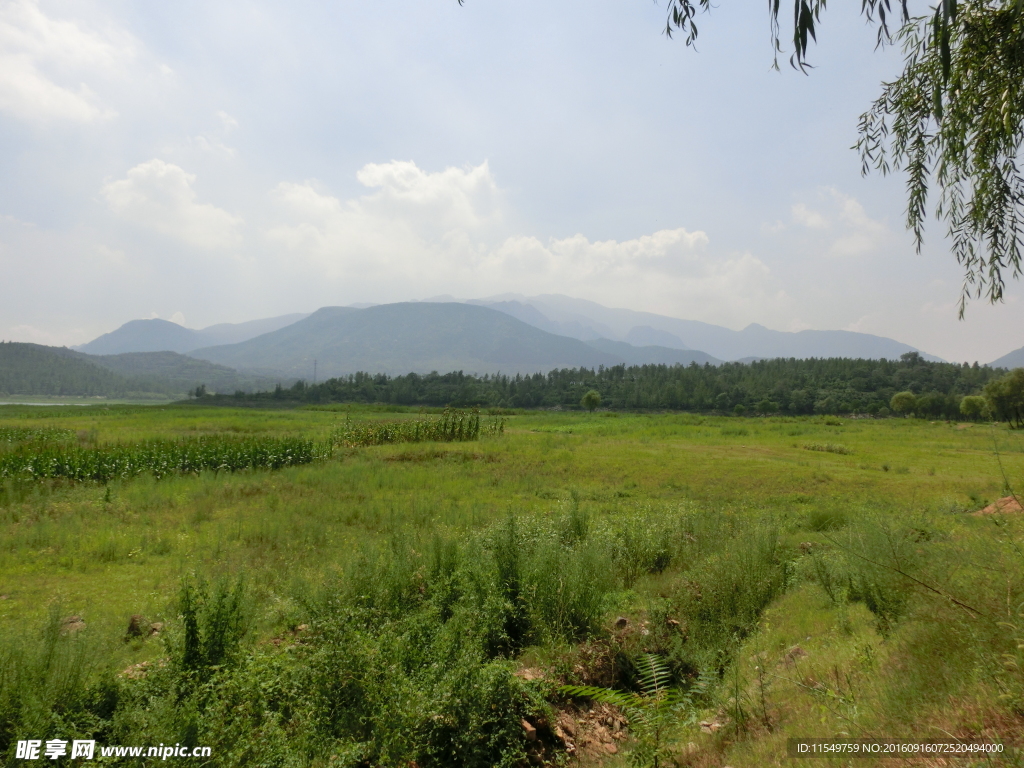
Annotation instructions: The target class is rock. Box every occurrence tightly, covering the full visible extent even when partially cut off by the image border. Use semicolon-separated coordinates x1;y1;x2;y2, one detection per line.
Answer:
604;743;618;755
614;616;629;628
148;622;164;637
784;645;807;665
699;720;723;734
557;713;576;738
516;667;544;682
60;615;85;634
521;719;537;742
296;624;309;632
125;614;148;640
799;541;815;553
120;661;151;680
666;618;680;627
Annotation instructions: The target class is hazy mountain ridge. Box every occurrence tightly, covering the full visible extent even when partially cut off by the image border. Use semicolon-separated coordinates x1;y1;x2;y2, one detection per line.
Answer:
75;314;309;355
189;303;622;377
69;296;1024;382
584;338;721;366
990;345;1024;369
471;294;945;362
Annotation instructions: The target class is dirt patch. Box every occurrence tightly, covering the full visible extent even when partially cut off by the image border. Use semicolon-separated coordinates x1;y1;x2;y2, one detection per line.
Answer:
383;449;497;464
60;615;85;634
548;702;629;763
973;495;1024;515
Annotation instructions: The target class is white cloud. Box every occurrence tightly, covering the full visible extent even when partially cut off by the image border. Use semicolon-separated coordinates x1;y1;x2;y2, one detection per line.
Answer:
265;160;787;326
0;0;133;122
169;311;187;326
355;159;503;231
826;189;888;257
103;159;243;249
788;188;890;258
791;203;828;229
217;110;238;132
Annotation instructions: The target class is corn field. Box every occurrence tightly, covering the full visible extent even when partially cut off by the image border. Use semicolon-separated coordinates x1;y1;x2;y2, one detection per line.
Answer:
331;408;504;447
0;427;75;444
0;435;329;482
0;409;507;483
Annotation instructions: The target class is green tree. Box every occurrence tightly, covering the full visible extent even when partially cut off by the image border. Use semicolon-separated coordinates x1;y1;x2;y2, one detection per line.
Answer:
984;368;1024;428
959;394;989;421
890;390;917;417
581;389;602;412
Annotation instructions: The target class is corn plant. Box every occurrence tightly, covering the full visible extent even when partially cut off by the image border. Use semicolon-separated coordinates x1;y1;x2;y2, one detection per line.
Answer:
0;427;75;444
331;408;486;447
0;435;330;482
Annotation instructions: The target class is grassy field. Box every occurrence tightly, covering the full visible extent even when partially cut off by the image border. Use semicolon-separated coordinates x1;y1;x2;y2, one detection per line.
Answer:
1;403;1022;766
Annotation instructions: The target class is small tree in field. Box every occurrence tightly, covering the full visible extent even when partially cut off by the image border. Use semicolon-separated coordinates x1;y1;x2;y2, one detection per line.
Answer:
890;391;917;417
985;369;1024;428
581;389;602;412
959;395;989;421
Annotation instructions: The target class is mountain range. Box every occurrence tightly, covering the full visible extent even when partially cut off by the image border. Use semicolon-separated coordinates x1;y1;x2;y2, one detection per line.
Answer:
188;303;718;377
461;294;945;362
39;295;1024;387
990;345;1024;369
75;313;308;355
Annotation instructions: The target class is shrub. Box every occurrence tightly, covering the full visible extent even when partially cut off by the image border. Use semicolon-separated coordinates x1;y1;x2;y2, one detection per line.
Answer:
890;391;917;417
803;443;853;455
958;394;989;421
581;390;602;412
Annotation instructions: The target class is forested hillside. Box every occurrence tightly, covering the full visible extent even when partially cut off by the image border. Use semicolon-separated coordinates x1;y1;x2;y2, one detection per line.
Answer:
223;353;1006;417
0;343;273;398
0;342;168;397
86;351;277;394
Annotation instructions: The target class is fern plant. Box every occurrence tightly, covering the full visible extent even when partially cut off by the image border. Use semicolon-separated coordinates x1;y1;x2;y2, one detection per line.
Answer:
560;654;695;768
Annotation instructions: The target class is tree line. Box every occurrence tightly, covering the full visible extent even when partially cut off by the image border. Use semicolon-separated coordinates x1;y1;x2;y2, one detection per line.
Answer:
211;353;1015;419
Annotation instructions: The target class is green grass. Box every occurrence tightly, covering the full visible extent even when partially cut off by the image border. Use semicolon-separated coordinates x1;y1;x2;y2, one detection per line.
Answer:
0;405;1022;765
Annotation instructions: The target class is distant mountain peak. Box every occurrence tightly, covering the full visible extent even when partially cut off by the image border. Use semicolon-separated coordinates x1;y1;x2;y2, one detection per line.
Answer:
75;313;310;356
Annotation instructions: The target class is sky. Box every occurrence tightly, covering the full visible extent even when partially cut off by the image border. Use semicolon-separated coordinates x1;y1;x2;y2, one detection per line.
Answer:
1;0;1021;364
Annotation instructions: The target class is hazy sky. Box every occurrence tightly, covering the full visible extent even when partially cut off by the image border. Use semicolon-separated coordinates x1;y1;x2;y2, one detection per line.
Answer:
1;0;1021;363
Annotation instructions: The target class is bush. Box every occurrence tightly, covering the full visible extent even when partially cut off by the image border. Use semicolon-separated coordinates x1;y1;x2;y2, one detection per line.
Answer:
581;390;602;412
890;391;917;417
984;368;1024;428
0;610;116;759
958;394;989;421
